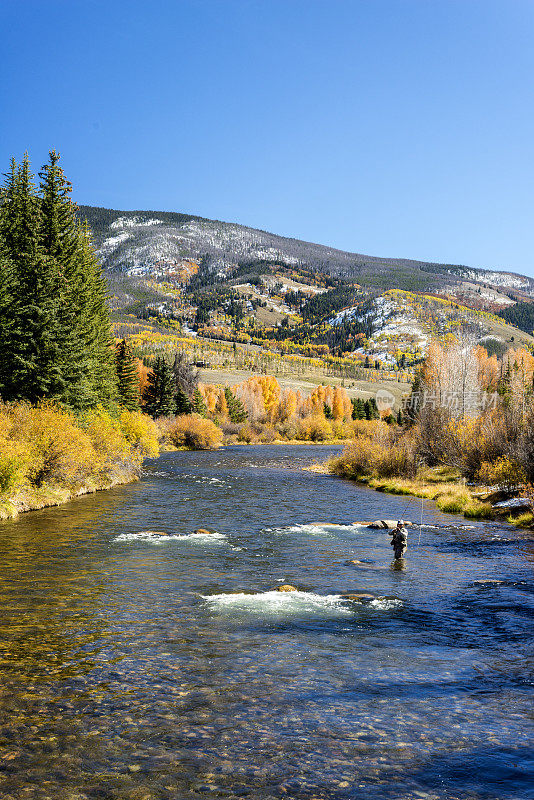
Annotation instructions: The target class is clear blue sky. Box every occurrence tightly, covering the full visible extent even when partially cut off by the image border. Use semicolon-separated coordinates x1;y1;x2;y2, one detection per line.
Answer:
1;0;533;276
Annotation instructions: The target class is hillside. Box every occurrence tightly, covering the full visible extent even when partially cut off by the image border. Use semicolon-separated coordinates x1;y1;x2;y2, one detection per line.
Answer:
79;205;534;367
80;205;534;297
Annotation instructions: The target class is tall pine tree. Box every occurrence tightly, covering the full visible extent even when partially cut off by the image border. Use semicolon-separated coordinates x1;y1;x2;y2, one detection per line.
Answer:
0;151;118;408
115;339;140;410
143;357;174;417
0;155;64;402
39;151;117;408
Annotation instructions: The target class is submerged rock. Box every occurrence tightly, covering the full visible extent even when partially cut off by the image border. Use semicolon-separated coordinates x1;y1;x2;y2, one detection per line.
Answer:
364;519;413;530
274;584;298;592
341;591;377;601
138;530;169;536
194;528;214;535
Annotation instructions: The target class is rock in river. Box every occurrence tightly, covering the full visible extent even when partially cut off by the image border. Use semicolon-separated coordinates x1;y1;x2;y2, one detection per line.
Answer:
361;519;413;530
341;591;377;601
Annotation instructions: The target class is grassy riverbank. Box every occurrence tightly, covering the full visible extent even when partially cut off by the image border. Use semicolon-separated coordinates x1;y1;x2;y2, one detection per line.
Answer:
0;402;159;520
316;455;534;527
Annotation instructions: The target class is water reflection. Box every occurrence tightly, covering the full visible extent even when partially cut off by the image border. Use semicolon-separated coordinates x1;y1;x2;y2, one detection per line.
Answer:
0;445;533;799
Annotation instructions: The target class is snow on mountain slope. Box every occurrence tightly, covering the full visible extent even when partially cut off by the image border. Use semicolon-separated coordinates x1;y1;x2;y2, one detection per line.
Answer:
331;295;429;354
81;205;534;299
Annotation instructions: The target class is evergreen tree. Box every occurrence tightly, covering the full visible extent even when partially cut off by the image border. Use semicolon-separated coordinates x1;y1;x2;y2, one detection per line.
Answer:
38;150;90;406
193;388;207;416
115;339;139;410
224;387;247;423
0;238;15;400
175;385;192;414
0;155;64;402
143;357;174;417
351;397;365;420
0;151;118;408
74;219;118;406
369;398;380;419
405;369;423;425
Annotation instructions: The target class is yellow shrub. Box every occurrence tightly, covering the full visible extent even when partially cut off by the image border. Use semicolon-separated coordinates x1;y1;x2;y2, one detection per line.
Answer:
0;401;160;505
0;402;100;489
296;415;333;442
119;410;159;460
81;406;129;471
237;424;255;443
329;436;383;478
477;457;526;490
168;414;223;450
0;435;28;494
331;420;354;440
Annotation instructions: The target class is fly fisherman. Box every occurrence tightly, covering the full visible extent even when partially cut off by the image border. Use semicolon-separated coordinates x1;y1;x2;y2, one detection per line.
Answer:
390;520;408;560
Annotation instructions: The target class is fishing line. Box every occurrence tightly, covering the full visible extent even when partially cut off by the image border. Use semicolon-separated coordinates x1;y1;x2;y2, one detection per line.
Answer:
417;495;424;546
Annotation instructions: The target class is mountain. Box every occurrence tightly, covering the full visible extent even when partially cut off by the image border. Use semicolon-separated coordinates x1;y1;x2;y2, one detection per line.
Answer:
80;205;534;299
78;205;534;364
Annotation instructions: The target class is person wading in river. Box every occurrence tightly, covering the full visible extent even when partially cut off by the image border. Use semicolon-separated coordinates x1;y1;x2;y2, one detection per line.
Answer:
390;520;408;560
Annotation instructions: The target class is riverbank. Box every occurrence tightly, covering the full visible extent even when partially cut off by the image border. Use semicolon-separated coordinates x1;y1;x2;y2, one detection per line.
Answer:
0;403;159;521
0;465;140;520
309;460;534;529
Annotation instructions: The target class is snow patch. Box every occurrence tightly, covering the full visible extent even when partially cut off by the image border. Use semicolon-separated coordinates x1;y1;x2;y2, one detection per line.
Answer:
110;216;163;229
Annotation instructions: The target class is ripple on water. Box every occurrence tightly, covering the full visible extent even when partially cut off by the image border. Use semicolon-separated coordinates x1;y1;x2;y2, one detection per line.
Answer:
113;530;229;545
271;522;364;537
202;590;402;619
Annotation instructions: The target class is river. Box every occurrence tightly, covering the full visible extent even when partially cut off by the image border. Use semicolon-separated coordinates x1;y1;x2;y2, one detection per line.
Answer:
0;445;533;800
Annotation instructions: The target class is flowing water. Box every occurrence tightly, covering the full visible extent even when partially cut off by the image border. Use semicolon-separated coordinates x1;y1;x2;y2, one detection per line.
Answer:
0;445;533;800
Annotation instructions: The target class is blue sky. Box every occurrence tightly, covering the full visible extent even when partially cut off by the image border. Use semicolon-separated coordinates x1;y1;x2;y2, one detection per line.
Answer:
1;0;533;276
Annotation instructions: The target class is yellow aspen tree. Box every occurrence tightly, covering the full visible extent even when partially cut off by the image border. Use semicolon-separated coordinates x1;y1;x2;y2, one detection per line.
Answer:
216;388;228;417
286;389;297;419
206;390;218;413
343;392;353;419
332;386;344;420
257;376;281;420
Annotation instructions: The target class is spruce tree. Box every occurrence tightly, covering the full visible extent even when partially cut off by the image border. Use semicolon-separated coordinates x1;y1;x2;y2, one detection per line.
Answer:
74;219;118;406
0;155;63;402
115;339;139;410
351;397;365;420
143;357;174;417
0;241;15;400
38;150;90;406
175;386;192;414
369;398;380;419
224;387;247;423
193;388;207;417
0;152;118;408
39;151;117;408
